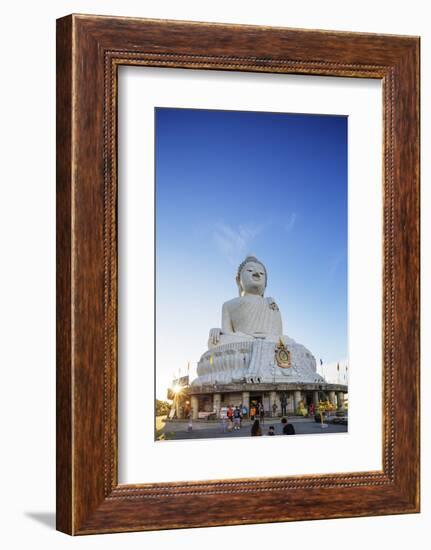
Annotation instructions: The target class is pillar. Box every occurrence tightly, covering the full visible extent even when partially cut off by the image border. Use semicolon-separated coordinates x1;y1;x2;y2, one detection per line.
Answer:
294;390;302;413
288;392;295;413
313;390;319;409
191;395;199;420
213;393;221;417
329;391;336;409
269;391;277;417
337;391;345;410
242;391;250;417
279;392;287;416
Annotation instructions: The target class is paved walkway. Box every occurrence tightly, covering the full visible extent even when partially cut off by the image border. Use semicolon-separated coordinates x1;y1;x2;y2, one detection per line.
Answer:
158;416;347;440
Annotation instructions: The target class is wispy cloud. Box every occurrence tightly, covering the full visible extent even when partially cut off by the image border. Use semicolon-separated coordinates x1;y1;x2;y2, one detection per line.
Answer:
213;221;263;263
284;212;297;233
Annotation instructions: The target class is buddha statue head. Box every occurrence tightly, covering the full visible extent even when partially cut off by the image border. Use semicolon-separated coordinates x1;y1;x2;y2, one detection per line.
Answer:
236;256;267;297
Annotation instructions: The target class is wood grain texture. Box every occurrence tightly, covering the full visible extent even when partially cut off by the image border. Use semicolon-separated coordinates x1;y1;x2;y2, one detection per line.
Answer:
56;15;73;535
56;14;420;535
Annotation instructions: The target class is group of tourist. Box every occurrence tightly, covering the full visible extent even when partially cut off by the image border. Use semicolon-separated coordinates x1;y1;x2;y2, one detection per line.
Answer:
220;404;295;436
220;402;266;432
251;417;295;436
221;405;245;431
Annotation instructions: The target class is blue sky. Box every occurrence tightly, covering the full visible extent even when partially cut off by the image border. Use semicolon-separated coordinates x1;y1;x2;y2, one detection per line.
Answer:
155;107;347;399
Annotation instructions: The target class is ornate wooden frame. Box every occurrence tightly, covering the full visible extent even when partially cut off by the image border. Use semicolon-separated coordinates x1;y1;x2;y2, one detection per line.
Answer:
56;14;420;535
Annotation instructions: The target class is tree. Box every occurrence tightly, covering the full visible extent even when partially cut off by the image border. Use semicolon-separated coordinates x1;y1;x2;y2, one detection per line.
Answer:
156;399;171;416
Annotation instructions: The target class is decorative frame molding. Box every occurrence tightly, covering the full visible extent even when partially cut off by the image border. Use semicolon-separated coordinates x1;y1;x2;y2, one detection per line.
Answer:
56;14;420;534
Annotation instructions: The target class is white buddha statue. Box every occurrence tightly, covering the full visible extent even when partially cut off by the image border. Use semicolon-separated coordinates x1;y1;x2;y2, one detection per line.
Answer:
208;256;284;348
192;256;324;386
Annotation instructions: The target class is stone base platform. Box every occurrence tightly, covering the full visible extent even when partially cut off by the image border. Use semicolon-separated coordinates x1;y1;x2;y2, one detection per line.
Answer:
187;381;347;420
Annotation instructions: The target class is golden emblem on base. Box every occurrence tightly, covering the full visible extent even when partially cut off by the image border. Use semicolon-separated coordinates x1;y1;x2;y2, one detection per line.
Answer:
275;339;291;368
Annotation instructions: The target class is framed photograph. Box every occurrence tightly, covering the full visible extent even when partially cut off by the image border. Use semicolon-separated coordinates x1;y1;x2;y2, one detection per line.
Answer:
56;14;420;534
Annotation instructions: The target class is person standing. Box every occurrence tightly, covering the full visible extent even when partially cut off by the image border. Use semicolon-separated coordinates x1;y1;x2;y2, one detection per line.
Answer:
258;401;265;424
281;417;295;435
220;408;227;433
251;419;262;436
233;406;241;430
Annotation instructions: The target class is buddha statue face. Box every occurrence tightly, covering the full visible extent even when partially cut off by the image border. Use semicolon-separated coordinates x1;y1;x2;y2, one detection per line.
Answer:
237;259;267;296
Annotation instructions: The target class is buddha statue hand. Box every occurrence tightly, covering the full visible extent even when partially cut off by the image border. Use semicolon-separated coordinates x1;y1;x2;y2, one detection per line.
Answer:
267;299;279;311
209;327;222;345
